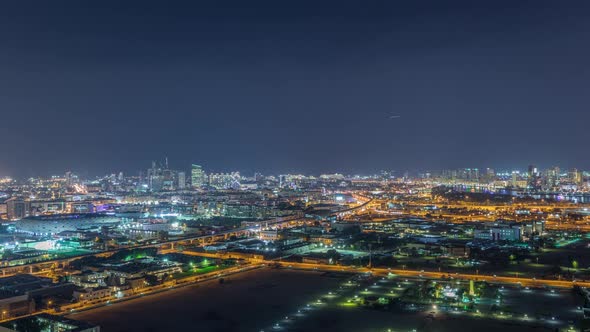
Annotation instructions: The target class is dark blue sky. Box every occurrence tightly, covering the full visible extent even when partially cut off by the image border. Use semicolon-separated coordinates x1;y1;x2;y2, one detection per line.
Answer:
1;1;589;177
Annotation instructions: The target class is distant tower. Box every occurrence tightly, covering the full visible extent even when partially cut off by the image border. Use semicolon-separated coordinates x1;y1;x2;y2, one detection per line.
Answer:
527;164;538;177
511;171;518;187
571;168;582;185
178;172;186;190
191;164;205;188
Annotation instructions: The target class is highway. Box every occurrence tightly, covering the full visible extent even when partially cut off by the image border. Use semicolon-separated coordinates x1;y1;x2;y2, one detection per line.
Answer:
281;262;590;288
177;250;590;289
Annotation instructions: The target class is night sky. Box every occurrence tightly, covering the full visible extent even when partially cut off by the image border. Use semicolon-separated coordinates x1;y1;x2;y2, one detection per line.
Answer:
1;1;590;177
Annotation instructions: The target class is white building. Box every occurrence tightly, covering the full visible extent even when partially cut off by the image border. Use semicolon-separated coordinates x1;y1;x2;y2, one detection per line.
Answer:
474;224;522;241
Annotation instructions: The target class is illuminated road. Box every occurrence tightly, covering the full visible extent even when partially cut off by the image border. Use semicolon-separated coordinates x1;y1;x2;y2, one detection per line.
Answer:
282;262;590;288
177;250;590;288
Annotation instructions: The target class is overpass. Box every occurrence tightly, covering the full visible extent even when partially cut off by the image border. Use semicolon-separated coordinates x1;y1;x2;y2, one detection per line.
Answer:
331;198;375;218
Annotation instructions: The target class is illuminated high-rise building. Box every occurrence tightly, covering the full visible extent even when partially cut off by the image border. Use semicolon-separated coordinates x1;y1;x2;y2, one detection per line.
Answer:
527;165;538;177
456;168;479;181
527;164;540;189
191;164;205;188
177;171;186;190
511;171;518;187
545;166;561;189
570;168;583;185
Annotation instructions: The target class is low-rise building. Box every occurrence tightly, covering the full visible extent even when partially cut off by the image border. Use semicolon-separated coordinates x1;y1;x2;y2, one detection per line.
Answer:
70;271;108;288
73;287;112;302
259;229;284;242
474;223;522;241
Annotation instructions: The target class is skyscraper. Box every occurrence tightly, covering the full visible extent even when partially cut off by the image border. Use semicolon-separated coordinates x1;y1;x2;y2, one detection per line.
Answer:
177;172;186;190
191;164;205;188
545;166;561;189
527;165;538;177
570;168;583;185
511;171;518;187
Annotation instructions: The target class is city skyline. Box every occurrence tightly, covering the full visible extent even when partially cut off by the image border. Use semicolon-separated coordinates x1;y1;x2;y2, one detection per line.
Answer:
3;164;590;181
4;160;590;180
